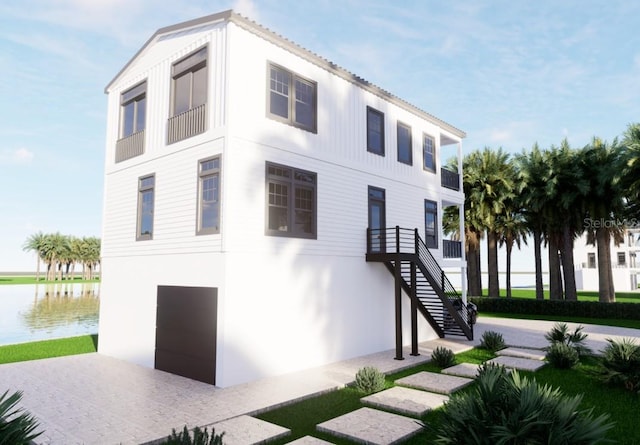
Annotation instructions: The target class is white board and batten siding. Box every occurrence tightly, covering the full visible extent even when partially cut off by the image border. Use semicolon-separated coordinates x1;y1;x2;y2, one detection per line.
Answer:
99;12;465;388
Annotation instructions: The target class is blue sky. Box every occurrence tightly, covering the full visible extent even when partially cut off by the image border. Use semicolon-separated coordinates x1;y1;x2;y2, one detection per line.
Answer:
1;0;639;271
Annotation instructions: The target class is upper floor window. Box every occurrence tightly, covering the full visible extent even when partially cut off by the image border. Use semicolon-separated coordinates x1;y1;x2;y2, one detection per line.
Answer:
423;133;436;172
137;175;155;241
425;199;438;249
587;252;596;268
197;157;221;235
172;47;207;116
367;107;385;156
120;81;146;138
265;162;317;239
618;251;626;266
267;63;317;133
397;121;412;165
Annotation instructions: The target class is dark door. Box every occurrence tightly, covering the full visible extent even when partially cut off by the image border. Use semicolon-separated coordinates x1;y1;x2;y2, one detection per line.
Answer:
155;285;217;385
368;186;386;253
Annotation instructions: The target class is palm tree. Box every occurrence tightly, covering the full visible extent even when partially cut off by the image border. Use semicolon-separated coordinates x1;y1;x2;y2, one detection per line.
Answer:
22;232;47;281
80;237;101;280
497;206;528;298
620;123;640;220
40;232;68;281
515;144;550;300
465;148;515;297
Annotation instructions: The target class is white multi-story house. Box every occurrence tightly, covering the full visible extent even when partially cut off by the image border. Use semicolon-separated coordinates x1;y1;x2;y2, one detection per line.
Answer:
99;10;471;388
574;228;640;292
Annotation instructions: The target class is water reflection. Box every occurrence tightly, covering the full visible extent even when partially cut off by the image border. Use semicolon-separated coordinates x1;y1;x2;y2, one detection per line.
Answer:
0;282;100;346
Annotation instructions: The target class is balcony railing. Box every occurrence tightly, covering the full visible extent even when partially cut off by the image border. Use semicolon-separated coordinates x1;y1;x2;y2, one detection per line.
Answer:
115;130;145;163
441;168;460;191
167;104;206;144
443;239;462;258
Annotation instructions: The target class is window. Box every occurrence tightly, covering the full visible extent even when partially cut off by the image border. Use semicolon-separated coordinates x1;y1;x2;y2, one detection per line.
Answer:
172;47;207;116
367;107;385;155
197;157;220;235
120;81;146;138
618;252;626;267
137;175;155;240
423;133;436;172
424;199;438;249
268;63;317;132
587;253;596;269
265;162;317;239
397;122;412;165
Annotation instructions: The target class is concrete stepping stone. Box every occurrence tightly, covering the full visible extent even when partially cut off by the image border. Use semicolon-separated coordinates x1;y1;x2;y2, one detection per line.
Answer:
441;363;481;379
361;386;449;417
487;356;546;372
497;347;546;361
317;407;424;445
396;371;474;394
212;415;290;445
287;436;334;444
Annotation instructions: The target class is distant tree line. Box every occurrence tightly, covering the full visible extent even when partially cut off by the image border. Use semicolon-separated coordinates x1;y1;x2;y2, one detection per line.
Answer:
22;232;101;281
447;122;640;302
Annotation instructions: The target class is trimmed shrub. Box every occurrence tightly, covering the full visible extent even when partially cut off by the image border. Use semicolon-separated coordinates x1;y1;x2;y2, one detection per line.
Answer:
161;425;224;445
545;342;579;369
354;366;386;394
431;346;456;368
597;337;640;393
435;364;614;444
544;322;592;357
479;330;505;352
0;390;42;445
470;296;640;321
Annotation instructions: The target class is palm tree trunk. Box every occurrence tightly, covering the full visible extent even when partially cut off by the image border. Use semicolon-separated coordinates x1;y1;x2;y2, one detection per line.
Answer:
533;229;544;300
560;224;578;301
487;230;500;297
466;229;482;296
506;241;513;298
548;234;564;300
35;256;41;281
596;228;614;302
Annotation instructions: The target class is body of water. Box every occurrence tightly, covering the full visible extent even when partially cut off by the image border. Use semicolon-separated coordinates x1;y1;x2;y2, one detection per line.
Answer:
0;282;100;346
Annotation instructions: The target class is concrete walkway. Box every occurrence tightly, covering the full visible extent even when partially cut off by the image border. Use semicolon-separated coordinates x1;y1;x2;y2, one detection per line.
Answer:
0;317;638;444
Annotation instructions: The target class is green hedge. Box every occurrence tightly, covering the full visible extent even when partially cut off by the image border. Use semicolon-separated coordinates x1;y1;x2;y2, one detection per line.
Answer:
470;297;640;320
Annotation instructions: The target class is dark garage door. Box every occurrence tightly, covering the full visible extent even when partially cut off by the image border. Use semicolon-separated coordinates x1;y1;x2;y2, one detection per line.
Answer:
155;285;217;385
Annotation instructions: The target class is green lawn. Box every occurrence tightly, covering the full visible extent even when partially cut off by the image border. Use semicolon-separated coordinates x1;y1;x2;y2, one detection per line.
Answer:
480;311;640;330
493;288;640;303
0;276;99;285
256;349;639;445
0;335;98;364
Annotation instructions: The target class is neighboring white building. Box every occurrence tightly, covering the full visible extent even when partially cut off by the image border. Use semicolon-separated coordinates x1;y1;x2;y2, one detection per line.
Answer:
99;10;470;388
574;228;640;291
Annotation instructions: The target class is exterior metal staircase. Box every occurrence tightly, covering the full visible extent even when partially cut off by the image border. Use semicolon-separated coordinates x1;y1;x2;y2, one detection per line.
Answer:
366;226;474;340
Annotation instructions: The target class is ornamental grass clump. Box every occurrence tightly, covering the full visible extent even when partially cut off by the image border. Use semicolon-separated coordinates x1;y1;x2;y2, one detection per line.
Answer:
544;322;592;358
478;330;505;352
354;366;386;394
0;390;42;445
597;337;640;394
545;342;579;369
161;425;224;445
435;363;613;445
431;346;456;369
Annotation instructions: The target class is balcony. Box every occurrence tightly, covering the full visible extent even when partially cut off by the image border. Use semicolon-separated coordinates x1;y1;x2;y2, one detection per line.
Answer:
115;130;145;163
167;104;206;144
443;239;462;258
441;168;460;191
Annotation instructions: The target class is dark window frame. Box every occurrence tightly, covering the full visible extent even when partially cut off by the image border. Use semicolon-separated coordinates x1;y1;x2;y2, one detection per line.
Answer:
424;199;438;249
618;251;626;266
265;161;317;239
267;62;317;133
587;252;596;268
171;46;208;117
137;174;155;241
397;121;412;165
367;106;385;156
423;133;436;172
197;156;221;235
120;80;147;139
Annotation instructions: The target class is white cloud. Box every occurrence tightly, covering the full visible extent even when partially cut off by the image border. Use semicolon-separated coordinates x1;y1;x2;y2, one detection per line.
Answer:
0;148;35;165
233;0;259;21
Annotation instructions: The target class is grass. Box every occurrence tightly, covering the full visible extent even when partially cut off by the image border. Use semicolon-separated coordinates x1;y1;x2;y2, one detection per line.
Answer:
256;348;639;445
493;288;640;303
0;335;98;364
0;276;99;285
